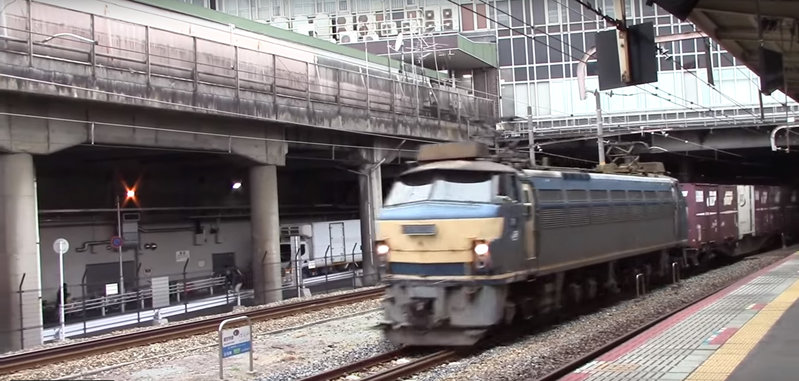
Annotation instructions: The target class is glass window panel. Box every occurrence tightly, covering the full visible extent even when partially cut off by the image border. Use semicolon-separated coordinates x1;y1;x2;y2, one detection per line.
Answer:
681;55;697;70
698;52;708;69
501;84;515;117
551;64;564;79
318;0;336;13
681;39;696;53
515;83;529;117
476;4;489;29
514;67;528;81
497;1;511;27
499;39;513;67
585;32;595;50
534;36;548;63
548;36;563;62
546;0;559;24
570;33;585;59
527;39;535;63
537;82;551;114
511;0;525;27
501;67;514;82
721;53;735;67
536;65;549;79
293;0;314;16
513;37;527;65
642;0;655;17
532;0;545;25
603;0;615;18
254;0;271;19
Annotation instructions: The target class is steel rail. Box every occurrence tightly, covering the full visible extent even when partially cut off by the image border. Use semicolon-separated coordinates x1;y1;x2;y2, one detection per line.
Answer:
362;350;458;381
299;348;457;381
0;287;384;374
298;347;414;381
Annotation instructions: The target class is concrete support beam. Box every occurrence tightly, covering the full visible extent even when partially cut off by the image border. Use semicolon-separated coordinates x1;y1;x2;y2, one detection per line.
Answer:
358;162;383;286
0;153;42;351
249;165;282;305
651;129;772;152
356;143;397;286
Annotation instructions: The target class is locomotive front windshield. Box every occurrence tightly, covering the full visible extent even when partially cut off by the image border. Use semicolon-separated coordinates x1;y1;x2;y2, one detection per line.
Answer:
384;171;494;206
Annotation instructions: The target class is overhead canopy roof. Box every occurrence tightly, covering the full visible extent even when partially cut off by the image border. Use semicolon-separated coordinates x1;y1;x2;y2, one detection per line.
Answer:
673;0;799;101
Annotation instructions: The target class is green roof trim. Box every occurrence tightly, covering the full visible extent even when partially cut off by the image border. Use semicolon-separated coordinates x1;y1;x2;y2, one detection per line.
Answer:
456;35;498;68
131;0;445;79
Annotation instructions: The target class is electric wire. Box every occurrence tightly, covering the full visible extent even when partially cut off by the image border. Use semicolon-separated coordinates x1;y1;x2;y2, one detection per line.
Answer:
458;0;757;158
471;0;753;126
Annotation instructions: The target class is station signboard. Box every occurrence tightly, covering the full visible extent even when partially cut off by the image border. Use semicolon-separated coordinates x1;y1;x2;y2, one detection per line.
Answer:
221;326;251;358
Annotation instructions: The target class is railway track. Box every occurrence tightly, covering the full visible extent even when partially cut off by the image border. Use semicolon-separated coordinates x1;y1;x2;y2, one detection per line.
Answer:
300;347;458;381
0;287;384;374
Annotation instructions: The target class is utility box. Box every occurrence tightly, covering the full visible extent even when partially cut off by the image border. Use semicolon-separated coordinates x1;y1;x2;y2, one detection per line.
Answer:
122;213;140;250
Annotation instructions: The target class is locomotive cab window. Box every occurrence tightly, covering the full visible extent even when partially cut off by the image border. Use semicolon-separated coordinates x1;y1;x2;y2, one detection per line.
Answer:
384;170;527;206
384;170;495;205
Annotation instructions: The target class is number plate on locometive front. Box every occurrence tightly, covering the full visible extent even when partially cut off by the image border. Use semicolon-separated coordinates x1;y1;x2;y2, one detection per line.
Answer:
402;224;437;236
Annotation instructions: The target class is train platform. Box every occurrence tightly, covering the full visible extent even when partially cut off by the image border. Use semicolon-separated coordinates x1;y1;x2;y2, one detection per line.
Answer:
563;250;799;381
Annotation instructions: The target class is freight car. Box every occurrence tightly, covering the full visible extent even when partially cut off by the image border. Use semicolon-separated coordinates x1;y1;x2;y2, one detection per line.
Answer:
376;143;797;347
680;183;799;259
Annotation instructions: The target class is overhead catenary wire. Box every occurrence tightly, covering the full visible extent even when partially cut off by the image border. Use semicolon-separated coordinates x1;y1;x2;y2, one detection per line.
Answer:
471;0;774;162
457;0;762;155
467;0;758;127
564;0;779;127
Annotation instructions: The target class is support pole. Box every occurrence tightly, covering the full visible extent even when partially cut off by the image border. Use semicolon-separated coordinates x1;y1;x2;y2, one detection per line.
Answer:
594;90;606;166
613;0;630;84
116;196;125;303
527;106;535;166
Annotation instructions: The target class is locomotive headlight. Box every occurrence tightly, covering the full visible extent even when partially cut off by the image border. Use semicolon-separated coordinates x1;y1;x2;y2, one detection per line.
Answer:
474;242;490;256
376;242;390;255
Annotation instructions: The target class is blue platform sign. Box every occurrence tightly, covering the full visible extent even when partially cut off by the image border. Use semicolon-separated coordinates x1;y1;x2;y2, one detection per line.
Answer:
221;326;251;358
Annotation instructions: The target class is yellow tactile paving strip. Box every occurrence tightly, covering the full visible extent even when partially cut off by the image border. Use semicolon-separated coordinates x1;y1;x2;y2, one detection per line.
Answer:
686;275;799;381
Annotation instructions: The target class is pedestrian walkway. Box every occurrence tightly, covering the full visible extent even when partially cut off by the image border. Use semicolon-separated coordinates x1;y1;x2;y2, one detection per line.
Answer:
563;250;799;380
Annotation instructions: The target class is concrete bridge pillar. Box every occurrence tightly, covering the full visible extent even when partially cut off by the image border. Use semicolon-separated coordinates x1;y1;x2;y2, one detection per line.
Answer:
249;164;282;305
357;143;401;286
359;161;383;286
0;153;42;352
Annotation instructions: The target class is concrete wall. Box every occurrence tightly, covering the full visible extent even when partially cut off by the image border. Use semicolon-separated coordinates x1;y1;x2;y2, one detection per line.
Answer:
38;220;252;302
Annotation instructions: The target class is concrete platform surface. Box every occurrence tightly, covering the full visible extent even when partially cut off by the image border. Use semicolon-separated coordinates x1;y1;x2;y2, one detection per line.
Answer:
562;251;799;381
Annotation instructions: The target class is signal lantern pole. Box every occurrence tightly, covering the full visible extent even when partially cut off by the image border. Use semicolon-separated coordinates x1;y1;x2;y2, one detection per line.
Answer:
116;196;125;306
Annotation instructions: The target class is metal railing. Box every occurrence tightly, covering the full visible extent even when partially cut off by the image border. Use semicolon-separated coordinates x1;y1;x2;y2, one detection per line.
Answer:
6;262;377;348
0;0;497;139
61;276;228;317
500;104;799;140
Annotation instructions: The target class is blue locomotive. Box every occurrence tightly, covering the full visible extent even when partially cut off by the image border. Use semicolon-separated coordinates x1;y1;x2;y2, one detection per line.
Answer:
376;142;689;346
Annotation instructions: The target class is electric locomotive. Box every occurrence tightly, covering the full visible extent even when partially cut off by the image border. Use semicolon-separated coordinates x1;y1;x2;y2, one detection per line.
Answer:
376;142;688;346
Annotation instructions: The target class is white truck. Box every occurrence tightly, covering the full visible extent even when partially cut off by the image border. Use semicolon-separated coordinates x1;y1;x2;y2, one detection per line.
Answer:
279;219;363;284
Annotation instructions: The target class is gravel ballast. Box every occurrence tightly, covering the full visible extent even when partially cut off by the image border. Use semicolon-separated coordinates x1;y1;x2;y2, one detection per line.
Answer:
1;289;386;381
3;250;790;381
